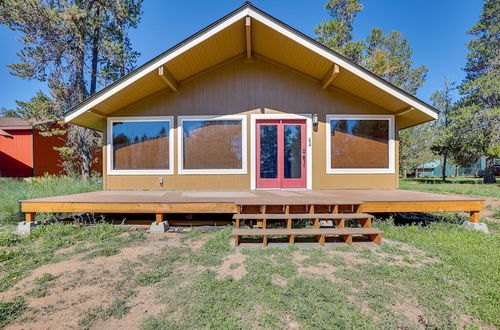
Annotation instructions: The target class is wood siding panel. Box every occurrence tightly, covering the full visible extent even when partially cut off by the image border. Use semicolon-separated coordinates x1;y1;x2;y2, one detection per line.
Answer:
0;129;33;177
104;57;398;190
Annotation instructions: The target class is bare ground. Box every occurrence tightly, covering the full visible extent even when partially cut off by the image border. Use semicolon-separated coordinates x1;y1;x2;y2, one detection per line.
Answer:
0;229;485;329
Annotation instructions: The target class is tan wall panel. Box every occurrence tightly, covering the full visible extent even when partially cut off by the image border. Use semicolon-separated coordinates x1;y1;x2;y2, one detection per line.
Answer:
104;57;399;190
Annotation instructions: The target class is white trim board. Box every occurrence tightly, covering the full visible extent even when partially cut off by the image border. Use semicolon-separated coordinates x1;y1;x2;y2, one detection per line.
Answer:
250;113;312;190
106;116;174;176
325;114;395;174
177;115;248;175
65;4;437;124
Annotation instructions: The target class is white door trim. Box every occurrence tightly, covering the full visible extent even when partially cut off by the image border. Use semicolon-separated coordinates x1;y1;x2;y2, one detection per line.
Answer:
250;113;312;190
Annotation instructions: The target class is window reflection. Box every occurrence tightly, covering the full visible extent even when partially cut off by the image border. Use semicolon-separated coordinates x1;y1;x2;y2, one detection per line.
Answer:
260;125;278;178
183;120;242;169
284;125;302;178
330;120;389;168
112;121;170;170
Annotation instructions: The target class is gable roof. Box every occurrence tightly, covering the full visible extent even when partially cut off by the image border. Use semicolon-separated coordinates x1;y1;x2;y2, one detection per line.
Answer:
0;117;53;130
64;2;438;131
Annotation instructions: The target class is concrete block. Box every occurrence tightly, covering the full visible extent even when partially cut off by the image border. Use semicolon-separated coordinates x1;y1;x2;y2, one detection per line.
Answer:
462;221;489;234
319;220;334;227
150;221;170;233
16;221;41;235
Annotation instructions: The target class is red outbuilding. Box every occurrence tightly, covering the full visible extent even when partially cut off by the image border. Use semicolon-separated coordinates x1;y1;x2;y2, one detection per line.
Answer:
0;117;101;177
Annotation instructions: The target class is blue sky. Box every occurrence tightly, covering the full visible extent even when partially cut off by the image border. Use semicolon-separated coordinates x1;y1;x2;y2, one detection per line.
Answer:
0;0;482;111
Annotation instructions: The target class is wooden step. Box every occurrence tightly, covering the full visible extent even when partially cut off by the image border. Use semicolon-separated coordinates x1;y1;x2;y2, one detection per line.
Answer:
233;213;374;220
233;228;381;236
233;227;382;247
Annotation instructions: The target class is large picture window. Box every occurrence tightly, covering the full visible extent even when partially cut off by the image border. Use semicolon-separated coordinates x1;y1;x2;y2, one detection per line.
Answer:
178;115;247;174
107;117;174;175
326;115;394;174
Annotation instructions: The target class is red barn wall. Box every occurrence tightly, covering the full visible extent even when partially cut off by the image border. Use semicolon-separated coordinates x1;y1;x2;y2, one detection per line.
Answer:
0;129;33;177
33;127;65;176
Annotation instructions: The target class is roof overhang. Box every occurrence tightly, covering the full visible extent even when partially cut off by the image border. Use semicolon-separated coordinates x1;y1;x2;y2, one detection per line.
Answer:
0;128;13;138
64;2;438;131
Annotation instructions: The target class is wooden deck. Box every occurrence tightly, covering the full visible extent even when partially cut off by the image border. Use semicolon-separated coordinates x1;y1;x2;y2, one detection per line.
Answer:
20;189;484;224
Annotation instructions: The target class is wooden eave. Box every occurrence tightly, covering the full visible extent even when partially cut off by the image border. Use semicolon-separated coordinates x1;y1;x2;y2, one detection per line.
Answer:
65;2;438;131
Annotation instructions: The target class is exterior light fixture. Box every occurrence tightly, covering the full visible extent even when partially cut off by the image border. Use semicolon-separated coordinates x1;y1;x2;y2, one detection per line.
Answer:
312;113;319;126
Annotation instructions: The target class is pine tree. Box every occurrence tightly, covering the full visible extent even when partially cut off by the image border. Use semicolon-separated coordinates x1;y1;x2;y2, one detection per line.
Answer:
0;0;143;181
314;0;365;63
430;79;456;181
363;28;427;95
449;0;499;183
315;0;430;176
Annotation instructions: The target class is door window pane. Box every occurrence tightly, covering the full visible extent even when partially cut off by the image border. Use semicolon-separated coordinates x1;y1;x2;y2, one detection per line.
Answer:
330;120;389;168
112;121;170;170
183;120;242;169
284;125;302;178
259;125;278;178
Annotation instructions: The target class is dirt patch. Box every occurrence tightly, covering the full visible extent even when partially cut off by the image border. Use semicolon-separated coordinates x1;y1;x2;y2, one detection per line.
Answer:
3;234;184;330
217;253;247;281
391;296;426;328
271;274;288;287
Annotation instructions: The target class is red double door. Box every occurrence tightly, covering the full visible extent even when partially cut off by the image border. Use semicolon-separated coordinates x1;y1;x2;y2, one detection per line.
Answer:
256;120;307;189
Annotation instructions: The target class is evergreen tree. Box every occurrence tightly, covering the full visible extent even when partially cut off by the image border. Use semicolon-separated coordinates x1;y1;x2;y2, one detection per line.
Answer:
399;123;435;177
0;0;143;181
314;0;365;63
363;28;428;95
430;79;456;181
449;0;499;183
2;91;56;120
315;0;430;175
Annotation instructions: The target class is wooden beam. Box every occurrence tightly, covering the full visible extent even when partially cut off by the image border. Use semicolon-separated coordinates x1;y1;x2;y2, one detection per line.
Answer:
395;106;415;116
359;200;484;213
155;213;164;223
158;66;178;92
88;109;106;118
21;202;238;214
321;64;340;89
245;16;252;59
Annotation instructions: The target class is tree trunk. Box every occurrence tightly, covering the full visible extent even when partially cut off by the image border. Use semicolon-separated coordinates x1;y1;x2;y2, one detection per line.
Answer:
74;46;87;103
442;154;447;181
119;21;125;77
90;8;100;95
484;156;497;184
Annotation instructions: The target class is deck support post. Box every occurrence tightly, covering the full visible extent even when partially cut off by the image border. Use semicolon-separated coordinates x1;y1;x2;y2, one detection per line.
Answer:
463;211;488;233
469;211;480;223
16;212;40;235
25;212;36;222
340;234;352;245
368;233;382;245
150;213;169;233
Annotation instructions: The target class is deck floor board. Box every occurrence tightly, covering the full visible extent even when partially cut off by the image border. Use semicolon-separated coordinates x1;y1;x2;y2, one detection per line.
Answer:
21;189;482;205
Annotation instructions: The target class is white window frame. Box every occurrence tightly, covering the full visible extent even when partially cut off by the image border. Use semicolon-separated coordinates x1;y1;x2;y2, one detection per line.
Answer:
107;116;174;175
178;115;247;175
326;114;395;174
250;113;313;190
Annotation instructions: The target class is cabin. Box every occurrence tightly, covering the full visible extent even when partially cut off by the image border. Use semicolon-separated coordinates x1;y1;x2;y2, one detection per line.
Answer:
19;3;485;242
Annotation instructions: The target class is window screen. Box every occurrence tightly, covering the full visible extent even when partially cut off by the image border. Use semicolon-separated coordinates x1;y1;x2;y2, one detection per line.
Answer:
182;120;243;169
330;119;389;169
112;121;170;170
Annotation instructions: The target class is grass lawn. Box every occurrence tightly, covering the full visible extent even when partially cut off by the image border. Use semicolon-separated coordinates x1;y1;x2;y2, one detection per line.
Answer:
0;175;102;224
0;222;498;329
400;177;500;198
